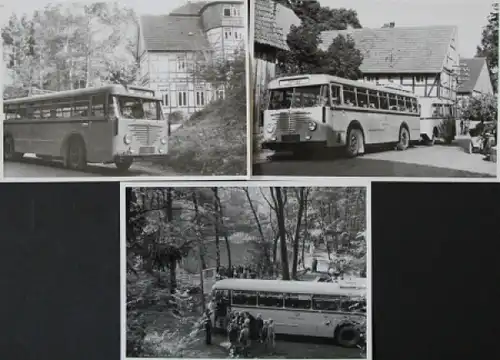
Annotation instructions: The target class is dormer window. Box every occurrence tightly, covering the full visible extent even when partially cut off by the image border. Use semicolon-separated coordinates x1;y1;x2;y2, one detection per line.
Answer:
223;6;240;17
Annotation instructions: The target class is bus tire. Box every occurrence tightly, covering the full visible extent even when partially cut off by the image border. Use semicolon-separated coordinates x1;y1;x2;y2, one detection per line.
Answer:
4;135;24;161
397;126;410;151
335;324;360;348
346;128;363;157
65;136;87;170
115;157;133;172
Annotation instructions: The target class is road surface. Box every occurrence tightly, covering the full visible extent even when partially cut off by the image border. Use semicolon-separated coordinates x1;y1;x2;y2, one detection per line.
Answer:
253;141;496;178
4;155;178;177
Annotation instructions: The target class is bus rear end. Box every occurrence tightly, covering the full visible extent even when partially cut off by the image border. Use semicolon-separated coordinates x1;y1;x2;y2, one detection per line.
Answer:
262;77;332;153
110;91;168;170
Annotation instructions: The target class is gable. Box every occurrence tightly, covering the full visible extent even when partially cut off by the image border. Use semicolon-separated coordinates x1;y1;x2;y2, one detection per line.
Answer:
320;26;457;74
457;57;492;94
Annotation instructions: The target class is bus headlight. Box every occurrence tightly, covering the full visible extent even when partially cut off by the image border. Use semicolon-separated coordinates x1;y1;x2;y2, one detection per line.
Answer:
308;122;317;131
160;137;167;145
266;123;276;134
123;134;132;145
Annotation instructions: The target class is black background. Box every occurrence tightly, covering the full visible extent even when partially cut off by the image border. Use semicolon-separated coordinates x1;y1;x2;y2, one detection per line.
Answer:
0;182;499;360
372;182;500;360
0;182;120;360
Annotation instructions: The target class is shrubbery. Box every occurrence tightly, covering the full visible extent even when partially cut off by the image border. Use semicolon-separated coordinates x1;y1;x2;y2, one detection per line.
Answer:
158;52;247;175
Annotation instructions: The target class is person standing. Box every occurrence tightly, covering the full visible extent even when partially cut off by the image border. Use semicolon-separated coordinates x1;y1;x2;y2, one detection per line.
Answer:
239;320;251;356
267;319;276;349
204;310;213;345
255;314;264;342
312;258;318;272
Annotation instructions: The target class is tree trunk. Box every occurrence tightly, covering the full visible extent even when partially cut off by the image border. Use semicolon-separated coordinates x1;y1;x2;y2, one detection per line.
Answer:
169;259;177;294
212;188;221;271
274;187;290;280
214;189;231;270
302;191;309;266
244;188;266;243
291;188;305;279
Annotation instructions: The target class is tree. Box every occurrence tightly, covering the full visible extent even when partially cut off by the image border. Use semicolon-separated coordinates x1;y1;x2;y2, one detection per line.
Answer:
319;34;363;79
460;93;498;122
276;2;363;79
476;3;499;92
271;187;290;280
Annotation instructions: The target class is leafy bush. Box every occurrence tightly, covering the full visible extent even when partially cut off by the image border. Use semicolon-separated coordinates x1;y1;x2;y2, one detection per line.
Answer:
155;53;247;175
460;94;498;122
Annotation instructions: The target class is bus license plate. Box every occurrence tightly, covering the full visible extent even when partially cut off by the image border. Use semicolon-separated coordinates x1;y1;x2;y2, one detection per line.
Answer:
282;134;300;142
139;146;155;154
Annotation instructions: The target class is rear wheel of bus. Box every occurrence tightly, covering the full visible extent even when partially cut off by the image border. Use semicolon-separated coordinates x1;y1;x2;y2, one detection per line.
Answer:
115;157;133;172
3;135;24;161
65;136;87;170
335;324;361;348
397;126;410;151
345;128;364;157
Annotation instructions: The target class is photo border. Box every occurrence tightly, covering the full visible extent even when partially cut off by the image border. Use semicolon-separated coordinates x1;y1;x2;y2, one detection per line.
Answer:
121;178;372;360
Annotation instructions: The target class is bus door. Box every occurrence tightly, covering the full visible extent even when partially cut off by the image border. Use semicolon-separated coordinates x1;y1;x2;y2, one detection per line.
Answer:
86;94;114;162
327;84;342;123
283;294;316;336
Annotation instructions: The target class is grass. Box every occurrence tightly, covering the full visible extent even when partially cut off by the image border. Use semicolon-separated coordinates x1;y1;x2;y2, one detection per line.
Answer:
154;98;247;176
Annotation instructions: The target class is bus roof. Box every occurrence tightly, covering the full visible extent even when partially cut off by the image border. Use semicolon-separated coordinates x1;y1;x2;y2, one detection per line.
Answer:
212;279;365;297
268;74;418;98
4;84;160;105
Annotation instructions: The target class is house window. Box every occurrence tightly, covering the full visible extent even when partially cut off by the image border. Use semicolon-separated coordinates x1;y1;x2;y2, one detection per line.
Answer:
216;89;224;100
196;91;205;106
415;76;424;83
224;28;232;39
234;30;240;40
178;91;187;106
163;94;169;106
177;58;186;71
223;6;240;17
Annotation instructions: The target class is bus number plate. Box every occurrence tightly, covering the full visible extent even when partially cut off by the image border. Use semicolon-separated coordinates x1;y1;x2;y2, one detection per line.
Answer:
282;134;300;142
139;146;155;154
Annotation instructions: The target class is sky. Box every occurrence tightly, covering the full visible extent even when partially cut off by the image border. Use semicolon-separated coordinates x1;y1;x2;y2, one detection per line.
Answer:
319;0;495;57
0;0;494;57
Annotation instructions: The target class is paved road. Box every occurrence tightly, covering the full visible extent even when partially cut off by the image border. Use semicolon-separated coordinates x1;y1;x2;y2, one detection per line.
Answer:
4;155;177;177
253;141;496;178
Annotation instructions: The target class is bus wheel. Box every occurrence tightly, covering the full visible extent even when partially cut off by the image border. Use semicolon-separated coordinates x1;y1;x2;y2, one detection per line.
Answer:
335;324;361;348
4;135;23;161
397;127;410;150
115;157;133;172
66;137;87;170
346;128;363;157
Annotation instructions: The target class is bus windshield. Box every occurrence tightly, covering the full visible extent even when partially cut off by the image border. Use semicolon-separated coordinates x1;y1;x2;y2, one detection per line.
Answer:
268;85;328;110
116;96;162;120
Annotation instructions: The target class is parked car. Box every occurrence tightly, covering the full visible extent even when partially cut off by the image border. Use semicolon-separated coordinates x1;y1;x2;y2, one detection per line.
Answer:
467;121;496;154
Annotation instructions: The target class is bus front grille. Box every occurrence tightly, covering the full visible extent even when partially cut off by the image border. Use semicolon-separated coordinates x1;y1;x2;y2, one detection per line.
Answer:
129;124;162;146
273;112;311;134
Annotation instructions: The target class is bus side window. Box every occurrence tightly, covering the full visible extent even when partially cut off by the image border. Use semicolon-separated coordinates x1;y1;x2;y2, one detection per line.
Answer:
356;88;368;108
91;95;106;117
368;90;379;109
340;297;366;313
284;294;311;310
258;292;284;308
312;295;342;312
232;290;257;306
343;86;356;106
330;84;341;105
379;92;389;110
388;94;398;111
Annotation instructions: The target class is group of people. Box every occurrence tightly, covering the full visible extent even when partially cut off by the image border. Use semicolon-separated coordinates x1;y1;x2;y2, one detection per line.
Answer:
226;311;276;357
215;265;260;280
202;308;276;358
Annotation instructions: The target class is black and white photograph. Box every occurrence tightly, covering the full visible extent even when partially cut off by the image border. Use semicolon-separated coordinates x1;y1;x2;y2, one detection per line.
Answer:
125;184;368;358
1;0;248;178
252;0;498;178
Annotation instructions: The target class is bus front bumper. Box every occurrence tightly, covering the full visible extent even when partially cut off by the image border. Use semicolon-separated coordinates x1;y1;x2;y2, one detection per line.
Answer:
262;140;327;152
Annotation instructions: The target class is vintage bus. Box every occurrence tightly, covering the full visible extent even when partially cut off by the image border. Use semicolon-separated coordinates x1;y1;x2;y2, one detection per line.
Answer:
211;279;366;348
261;74;421;157
3;85;169;171
419;97;457;145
